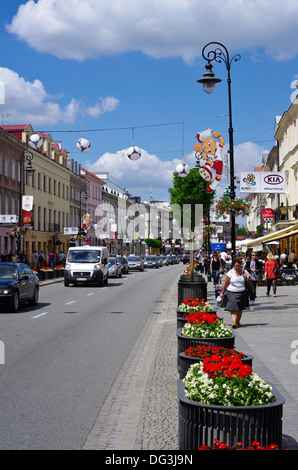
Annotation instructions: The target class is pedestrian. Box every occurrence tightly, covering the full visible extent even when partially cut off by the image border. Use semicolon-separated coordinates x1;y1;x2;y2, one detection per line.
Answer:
38;251;45;268
31;250;39;270
265;253;279;297
210;251;222;287
219;258;252;328
59;251;66;266
11;252;17;263
203;253;210;278
245;251;262;305
220;249;228;272
48;250;55;269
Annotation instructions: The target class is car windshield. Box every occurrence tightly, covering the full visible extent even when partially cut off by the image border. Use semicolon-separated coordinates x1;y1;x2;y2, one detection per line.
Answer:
109;258;117;265
146;257;156;260
67;250;101;263
0;265;17;279
128;257;140;261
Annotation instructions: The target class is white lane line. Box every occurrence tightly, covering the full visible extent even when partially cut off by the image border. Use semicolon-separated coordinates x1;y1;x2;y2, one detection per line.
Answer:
65;300;76;305
87;292;94;296
32;312;48;319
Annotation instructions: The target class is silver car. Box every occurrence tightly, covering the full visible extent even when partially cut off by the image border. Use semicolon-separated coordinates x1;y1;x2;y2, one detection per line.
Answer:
127;255;144;271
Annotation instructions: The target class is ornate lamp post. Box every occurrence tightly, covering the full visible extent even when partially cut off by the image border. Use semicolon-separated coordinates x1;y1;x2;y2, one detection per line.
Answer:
197;42;241;257
17;151;35;256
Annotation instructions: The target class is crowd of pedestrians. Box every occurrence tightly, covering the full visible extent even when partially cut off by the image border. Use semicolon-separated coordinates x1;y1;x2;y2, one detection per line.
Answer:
196;248;297;329
0;249;66;270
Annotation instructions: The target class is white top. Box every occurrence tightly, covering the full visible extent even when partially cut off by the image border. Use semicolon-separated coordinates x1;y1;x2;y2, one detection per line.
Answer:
226;268;250;292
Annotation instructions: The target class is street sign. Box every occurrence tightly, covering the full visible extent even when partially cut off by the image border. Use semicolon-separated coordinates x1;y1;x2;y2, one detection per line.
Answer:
261;208;275;222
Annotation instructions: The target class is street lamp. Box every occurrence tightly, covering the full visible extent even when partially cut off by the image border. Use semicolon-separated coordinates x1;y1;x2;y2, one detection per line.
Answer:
18;151;35;254
197;42;240;257
78;184;88;245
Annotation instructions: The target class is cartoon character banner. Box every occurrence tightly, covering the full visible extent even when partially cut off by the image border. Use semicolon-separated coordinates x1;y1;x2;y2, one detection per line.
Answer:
194;129;224;193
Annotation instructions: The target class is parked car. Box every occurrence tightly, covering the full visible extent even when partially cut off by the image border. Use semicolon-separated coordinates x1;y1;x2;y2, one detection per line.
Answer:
117;257;129;274
0;263;39;312
161;256;169;266
183;253;191;264
127;255;144;271
154;255;162;267
144;256;159;268
108;257;122;277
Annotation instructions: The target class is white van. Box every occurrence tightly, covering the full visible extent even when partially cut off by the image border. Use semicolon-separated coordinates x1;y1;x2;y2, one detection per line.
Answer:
64;246;109;287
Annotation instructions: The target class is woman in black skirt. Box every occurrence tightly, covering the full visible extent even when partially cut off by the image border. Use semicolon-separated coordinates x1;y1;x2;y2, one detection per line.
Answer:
219;258;252;328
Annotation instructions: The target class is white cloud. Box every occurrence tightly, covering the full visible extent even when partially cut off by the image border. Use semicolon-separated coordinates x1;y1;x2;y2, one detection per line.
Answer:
85;148;183;200
85;97;119;118
0;67;119;126
7;0;298;62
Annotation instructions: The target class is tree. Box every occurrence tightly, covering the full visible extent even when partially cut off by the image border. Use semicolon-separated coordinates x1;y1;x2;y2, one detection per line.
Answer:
168;168;214;280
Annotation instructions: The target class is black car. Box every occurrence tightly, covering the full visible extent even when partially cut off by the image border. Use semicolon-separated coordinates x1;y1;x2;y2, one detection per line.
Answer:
117;257;129;274
0;263;39;312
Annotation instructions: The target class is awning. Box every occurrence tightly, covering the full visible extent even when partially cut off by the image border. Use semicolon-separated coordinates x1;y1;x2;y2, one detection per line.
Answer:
247;225;298;247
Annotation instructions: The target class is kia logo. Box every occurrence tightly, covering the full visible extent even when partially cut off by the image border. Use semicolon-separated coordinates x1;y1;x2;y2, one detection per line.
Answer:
264;175;284;185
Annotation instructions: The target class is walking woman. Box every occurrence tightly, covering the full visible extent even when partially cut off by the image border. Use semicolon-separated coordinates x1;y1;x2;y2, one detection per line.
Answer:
245;251;262;304
219;258;252;328
265;253;279;297
210;251;222;287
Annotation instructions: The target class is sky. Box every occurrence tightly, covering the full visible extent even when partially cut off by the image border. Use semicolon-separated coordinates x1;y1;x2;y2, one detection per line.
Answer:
1;0;298;204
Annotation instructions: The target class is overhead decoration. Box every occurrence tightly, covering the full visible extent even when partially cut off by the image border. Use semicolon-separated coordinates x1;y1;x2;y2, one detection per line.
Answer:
176;162;190;177
28;133;43;150
127;145;141;161
77;137;91;152
194;129;224;193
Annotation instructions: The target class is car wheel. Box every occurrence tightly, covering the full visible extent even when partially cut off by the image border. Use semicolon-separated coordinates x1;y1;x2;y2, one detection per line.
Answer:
10;291;19;312
31;287;39;305
64;280;70;287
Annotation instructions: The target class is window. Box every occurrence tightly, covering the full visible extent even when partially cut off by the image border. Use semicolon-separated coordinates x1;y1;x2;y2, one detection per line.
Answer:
4;155;9;177
11;159;16;180
43;175;47;192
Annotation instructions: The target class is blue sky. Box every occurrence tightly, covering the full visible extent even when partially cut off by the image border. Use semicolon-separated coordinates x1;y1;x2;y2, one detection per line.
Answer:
1;0;298;203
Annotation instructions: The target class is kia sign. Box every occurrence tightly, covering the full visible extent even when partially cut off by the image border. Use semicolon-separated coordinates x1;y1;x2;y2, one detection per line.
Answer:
240;172;285;193
261;208;275;222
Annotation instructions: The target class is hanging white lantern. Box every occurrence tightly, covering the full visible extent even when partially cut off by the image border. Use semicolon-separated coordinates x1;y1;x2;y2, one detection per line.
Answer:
77;137;91;152
127;146;141;161
176;162;190;177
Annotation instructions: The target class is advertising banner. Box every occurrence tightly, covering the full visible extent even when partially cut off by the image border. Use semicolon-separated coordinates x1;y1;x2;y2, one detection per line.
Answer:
240;172;285;193
22;195;33;227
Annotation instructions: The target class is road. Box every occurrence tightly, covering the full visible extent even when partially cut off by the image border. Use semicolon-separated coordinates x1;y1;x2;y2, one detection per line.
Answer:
0;263;183;450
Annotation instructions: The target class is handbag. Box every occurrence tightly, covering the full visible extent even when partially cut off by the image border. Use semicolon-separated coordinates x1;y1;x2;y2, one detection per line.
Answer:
273;261;280;276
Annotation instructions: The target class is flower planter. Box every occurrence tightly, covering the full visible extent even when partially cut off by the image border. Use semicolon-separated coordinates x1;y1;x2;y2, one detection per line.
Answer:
177;274;207;306
177;327;235;373
178;351;254;379
178;379;285;449
177;314;222;329
38;271;45;281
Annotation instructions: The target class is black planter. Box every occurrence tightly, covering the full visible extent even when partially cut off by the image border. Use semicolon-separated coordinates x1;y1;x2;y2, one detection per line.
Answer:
177;274;207;306
178;351;254;379
177;327;235;373
178;380;285;449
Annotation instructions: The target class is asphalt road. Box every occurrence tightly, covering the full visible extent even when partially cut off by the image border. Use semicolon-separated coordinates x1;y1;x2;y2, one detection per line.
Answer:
0;263;184;450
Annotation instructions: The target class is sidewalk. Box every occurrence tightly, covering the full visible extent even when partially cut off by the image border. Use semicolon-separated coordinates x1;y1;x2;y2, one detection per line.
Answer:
133;279;298;450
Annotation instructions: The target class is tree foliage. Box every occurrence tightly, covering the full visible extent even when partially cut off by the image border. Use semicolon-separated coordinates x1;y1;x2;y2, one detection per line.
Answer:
168;168;215;230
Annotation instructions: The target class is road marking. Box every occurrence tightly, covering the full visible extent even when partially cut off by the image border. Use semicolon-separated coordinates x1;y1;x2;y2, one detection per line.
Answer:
32;312;48;319
65;300;76;305
87;292;94;296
